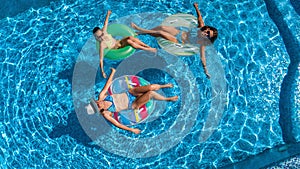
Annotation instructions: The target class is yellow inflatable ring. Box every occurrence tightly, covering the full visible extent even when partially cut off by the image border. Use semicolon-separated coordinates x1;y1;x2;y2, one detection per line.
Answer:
157;13;199;56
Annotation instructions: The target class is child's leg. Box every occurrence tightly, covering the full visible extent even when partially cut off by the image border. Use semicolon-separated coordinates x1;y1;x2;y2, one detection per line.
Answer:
125;37;157;52
129;37;151;47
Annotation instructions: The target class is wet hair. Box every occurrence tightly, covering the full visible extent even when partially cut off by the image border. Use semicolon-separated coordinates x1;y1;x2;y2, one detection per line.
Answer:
201;26;218;43
100;108;105;113
93;27;101;34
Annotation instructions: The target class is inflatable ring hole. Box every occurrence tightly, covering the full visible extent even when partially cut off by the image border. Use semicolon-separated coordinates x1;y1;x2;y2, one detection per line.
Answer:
157;13;200;56
107;75;155;126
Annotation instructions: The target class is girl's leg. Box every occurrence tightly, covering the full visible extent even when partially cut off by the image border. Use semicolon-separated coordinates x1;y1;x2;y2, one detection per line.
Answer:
126;37;157;52
129;84;173;96
131;91;178;109
120;37;156;52
129;37;151;47
131;23;179;43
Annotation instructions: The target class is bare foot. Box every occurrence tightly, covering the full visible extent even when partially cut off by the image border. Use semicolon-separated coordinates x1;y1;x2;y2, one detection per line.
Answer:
168;96;178;101
131;22;150;35
149;48;157;53
161;83;174;88
131;22;138;30
131;23;142;35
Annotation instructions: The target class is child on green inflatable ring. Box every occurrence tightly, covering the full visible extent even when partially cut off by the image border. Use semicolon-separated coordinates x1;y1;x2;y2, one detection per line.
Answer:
93;10;156;78
131;3;218;79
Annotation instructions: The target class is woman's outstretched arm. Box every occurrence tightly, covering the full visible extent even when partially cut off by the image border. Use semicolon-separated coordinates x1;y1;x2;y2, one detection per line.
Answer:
200;46;210;79
193;3;205;28
102;112;141;134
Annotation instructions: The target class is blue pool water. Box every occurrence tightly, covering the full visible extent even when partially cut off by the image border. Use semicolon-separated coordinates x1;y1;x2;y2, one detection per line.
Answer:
0;0;299;168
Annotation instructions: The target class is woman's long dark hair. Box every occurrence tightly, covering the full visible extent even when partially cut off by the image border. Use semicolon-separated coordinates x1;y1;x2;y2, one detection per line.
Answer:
201;26;218;43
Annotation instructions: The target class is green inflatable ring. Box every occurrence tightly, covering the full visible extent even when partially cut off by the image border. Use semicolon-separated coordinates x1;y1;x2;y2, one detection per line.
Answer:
96;24;136;60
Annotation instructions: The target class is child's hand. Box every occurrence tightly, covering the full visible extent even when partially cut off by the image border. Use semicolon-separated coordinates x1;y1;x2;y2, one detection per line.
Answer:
107;10;112;15
102;71;107;78
206;73;211;79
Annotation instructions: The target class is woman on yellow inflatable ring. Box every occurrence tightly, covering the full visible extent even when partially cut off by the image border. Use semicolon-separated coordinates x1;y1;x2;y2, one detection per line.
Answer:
131;3;218;79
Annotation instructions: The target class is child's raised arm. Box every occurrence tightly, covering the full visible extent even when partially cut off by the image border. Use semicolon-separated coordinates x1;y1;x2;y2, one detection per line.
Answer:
98;68;116;100
103;10;112;32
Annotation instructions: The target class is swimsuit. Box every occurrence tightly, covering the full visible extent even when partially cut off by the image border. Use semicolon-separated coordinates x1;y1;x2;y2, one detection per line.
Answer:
102;33;116;49
176;31;184;44
104;92;136;112
175;27;189;44
175;27;199;45
104;95;117;112
126;91;136;109
186;28;199;44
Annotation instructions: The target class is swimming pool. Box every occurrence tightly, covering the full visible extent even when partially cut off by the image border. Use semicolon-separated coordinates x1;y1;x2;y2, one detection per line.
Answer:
0;0;299;168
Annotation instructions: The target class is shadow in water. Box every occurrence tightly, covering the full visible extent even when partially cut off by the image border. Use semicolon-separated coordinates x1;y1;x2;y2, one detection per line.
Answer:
50;60;100;148
58;66;74;84
48;111;97;148
50;60;114;148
